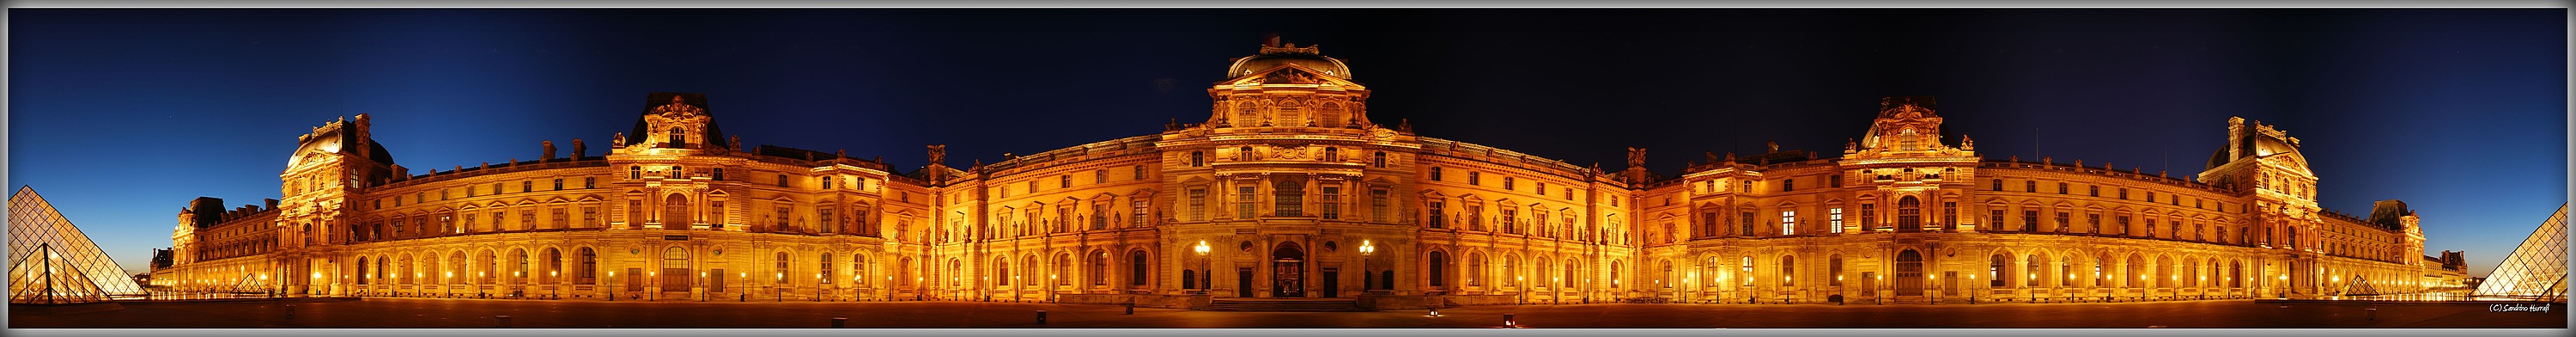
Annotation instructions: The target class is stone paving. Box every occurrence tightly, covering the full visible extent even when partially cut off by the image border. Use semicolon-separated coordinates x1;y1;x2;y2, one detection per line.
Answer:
9;297;2565;328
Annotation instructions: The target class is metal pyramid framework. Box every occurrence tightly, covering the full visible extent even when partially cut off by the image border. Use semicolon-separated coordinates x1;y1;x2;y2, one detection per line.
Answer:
2340;275;2379;296
8;186;147;303
2473;203;2567;301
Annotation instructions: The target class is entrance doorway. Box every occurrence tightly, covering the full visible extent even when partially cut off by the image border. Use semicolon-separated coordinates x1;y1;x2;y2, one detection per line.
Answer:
710;268;726;293
1272;243;1305;297
1236;268;1255;297
660;247;690;293
1321;268;1339;297
1895;249;1923;296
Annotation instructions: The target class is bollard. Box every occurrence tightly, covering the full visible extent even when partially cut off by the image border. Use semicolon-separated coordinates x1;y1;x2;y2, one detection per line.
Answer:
831;317;848;328
1503;313;1517;328
285;304;295;317
494;315;512;328
2366;307;2378;322
1036;310;1048;324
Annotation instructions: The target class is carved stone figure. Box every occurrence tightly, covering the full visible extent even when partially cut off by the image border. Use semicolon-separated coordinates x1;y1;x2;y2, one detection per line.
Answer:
729;135;741;150
614;132;624;144
1625;147;1646;169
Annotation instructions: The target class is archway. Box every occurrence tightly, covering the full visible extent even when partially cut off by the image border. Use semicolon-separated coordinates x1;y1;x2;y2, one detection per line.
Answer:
1272;242;1305;297
1895;249;1924;296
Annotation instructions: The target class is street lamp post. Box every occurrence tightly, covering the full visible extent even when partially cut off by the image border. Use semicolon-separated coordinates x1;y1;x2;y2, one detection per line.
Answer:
1358;240;1375;293
1194;240;1212;295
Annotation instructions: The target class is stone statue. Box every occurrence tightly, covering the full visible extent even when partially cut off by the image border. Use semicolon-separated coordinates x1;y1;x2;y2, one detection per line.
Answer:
1960;135;1974;150
1766;141;1780;153
1625;147;1646;170
542;140;556;161
729;135;741;150
1705;151;1718;165
571;138;586;158
614;132;624;144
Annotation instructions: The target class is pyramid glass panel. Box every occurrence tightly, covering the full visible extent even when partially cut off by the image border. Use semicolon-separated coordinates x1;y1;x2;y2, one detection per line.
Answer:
7;186;147;303
2472;203;2567;300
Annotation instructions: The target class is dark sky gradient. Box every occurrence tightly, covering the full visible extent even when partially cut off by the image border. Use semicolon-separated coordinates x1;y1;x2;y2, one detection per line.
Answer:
9;9;2564;276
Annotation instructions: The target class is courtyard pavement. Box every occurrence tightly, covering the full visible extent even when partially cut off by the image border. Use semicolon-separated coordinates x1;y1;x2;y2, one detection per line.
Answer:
9;297;2565;328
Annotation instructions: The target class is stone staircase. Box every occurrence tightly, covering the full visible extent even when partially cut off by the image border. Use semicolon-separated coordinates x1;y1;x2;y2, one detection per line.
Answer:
1205;298;1370;312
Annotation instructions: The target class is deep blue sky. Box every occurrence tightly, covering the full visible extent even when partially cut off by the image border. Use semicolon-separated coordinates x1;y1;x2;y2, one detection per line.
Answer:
9;9;2564;277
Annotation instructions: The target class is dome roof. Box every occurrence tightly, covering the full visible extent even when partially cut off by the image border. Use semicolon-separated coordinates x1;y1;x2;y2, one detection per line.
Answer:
1225;43;1351;80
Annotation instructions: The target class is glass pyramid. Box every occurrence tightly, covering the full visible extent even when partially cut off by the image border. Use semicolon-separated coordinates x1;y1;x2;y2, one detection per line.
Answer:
2472;203;2567;300
8;186;147;303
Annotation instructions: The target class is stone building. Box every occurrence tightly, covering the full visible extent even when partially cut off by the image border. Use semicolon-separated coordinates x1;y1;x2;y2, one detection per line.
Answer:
150;40;2446;307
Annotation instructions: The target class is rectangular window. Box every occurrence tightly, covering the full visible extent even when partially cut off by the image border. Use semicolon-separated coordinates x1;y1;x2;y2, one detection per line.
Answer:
1501;208;1517;234
2058;182;2069;194
1371;188;1392;223
1095;170;1107;185
1829;207;1844;233
2087;214;2101;234
2117;215;2131;236
2089;186;2099;197
582;206;598;228
2118;188;2128;199
1133;165;1145;180
1467;205;1485;231
523;181;533;193
1991;179;2002;191
1429;167;1443;181
1188;188;1207;221
2022;210;2038;232
1860;204;1877;230
1942;201;1957;228
550;207;568;230
1427;201;1446;229
1782;178;1795;192
584;177;597;189
778;175;790;187
1319;186;1342;220
2025;181;2036;193
1236;186;1257;219
713;168;724;181
1830;175;1843;187
1990;209;2005;230
1780;211;1796;236
1503;177;1515;190
1468;172;1480;185
2056;211;2071;233
1133;199;1149;226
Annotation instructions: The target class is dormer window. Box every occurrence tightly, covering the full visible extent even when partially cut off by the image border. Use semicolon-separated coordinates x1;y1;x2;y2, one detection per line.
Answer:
667;127;686;148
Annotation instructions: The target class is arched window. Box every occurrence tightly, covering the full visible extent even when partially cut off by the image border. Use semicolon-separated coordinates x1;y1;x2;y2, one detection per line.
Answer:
1055;254;1072;286
544;248;561;284
1829;254;1844;286
1428;251;1447;287
1129;250;1150;286
2125;254;2145;288
662;194;690;228
2026;254;2047;287
512;248;530;285
1990;254;2008;287
1781;254;1796;286
775;252;791;285
578;248;597;285
356;257;370;285
1896;196;1922;232
1091;251;1109;286
660;247;689;291
477;250;496;285
447;253;466;285
1468;254;1485;287
995;257;1011;286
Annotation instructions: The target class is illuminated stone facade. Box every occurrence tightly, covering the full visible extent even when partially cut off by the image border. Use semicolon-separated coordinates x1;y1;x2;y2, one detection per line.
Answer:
150;41;2444;306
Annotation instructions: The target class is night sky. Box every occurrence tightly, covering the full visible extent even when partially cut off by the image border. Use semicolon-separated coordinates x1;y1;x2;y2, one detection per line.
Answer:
9;9;2564;277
